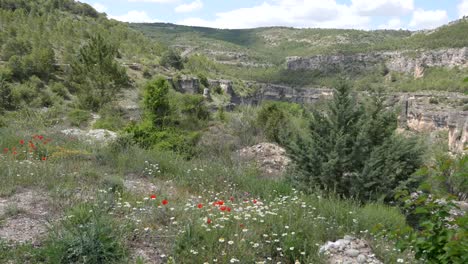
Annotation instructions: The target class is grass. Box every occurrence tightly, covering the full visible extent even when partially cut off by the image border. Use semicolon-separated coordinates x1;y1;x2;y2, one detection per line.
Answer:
0;111;418;264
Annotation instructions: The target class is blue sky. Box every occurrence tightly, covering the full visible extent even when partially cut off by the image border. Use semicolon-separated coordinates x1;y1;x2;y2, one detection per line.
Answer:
80;0;468;30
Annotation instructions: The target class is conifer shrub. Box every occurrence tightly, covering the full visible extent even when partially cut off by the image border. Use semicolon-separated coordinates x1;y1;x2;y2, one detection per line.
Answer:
288;81;424;201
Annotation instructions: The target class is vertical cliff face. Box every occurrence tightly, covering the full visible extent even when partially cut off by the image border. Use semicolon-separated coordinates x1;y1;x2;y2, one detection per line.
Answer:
286;48;468;77
396;92;468;153
449;115;468;153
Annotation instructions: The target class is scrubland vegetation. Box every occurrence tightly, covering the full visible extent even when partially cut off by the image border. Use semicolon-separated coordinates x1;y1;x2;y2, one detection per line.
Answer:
0;1;467;264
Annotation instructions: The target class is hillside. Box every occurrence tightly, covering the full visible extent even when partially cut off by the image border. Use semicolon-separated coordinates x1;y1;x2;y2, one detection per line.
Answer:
0;2;467;264
132;20;468;92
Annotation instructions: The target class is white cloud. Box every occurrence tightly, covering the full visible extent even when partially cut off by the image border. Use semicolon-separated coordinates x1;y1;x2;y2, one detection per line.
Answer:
379;18;403;29
409;9;449;29
92;3;107;13
128;0;178;3
177;0;371;29
459;0;468;18
351;0;413;16
110;10;159;23
175;0;203;13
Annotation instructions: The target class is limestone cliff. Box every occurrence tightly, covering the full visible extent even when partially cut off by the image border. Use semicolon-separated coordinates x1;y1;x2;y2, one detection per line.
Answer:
286;48;468;77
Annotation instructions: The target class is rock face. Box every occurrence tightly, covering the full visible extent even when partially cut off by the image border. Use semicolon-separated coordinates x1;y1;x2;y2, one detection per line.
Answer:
237;143;291;178
319;236;383;264
286;48;468;76
240;82;333;105
61;129;117;144
449;116;468;153
172;76;201;94
395;92;468;153
208;79;235;97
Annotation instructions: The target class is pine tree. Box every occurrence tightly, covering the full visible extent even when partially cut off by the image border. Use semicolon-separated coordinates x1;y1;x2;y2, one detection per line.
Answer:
143;77;171;128
70;34;128;110
289;81;423;201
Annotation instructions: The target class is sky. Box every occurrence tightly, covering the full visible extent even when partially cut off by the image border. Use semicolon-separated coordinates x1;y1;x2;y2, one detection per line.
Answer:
80;0;468;30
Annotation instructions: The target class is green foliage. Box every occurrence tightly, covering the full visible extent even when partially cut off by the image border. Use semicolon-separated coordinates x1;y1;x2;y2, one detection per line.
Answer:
411;154;468;198
43;201;129;264
92;105;126;131
143;77;172;127
68;109;91;127
70;34;129;110
197;73;209;87
160;48;184;70
289;82;423;201
382;192;468;264
0;74;15;112
257;101;303;145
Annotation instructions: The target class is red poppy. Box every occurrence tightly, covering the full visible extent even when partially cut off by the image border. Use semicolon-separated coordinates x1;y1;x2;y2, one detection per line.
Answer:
41;157;47;161
19;140;25;145
38;135;44;140
197;203;203;209
253;199;258;204
162;199;168;205
207;218;212;224
3;148;8;154
13;151;17;155
220;206;227;211
227;207;231;212
230;196;235;202
150;195;157;200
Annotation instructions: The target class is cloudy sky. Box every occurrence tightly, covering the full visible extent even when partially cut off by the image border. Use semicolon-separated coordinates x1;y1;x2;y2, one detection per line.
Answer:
80;0;468;30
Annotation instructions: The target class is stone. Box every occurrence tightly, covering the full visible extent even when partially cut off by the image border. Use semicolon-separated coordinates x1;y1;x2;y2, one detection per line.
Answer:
203;88;211;100
286;48;468;74
345;249;360;257
237;143;291;178
357;254;367;263
61;129;117;144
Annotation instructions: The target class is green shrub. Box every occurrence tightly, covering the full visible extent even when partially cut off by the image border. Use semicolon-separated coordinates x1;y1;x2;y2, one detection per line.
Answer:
50;82;70;99
70;34;129;110
93;105;126;131
68;109;91;127
381;192;468;264
43;202;129;264
412;154;468;198
101;175;124;193
160;49;184;70
289;82;424;201
143;77;172;128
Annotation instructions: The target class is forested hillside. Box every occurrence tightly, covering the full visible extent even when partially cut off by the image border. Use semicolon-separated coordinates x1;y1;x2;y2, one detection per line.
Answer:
0;2;467;264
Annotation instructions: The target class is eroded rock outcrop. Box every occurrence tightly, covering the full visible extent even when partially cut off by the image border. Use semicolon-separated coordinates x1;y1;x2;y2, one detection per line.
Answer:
319;235;383;264
286;48;468;76
239;82;333;105
237;143;291;178
395;92;468;153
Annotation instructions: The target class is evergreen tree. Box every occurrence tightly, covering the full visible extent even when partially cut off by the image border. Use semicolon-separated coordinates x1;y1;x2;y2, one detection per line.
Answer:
70;34;128;110
289;81;423;201
143;77;171;128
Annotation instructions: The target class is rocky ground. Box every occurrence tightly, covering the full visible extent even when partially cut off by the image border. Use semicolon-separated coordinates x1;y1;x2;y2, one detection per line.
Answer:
0;189;53;245
238;143;291;178
320;236;383;264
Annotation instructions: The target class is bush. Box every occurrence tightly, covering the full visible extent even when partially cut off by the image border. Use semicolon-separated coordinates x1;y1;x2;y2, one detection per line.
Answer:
93;105;126;131
257;101;303;145
43;202;129;264
381;192;468;264
289;82;424;201
160;49;183;70
70;34;129;110
412;154;468;198
143;77;171;128
68;109;91;127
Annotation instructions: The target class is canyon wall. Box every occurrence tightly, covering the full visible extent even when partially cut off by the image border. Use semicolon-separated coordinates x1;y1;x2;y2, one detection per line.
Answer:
286;48;468;77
